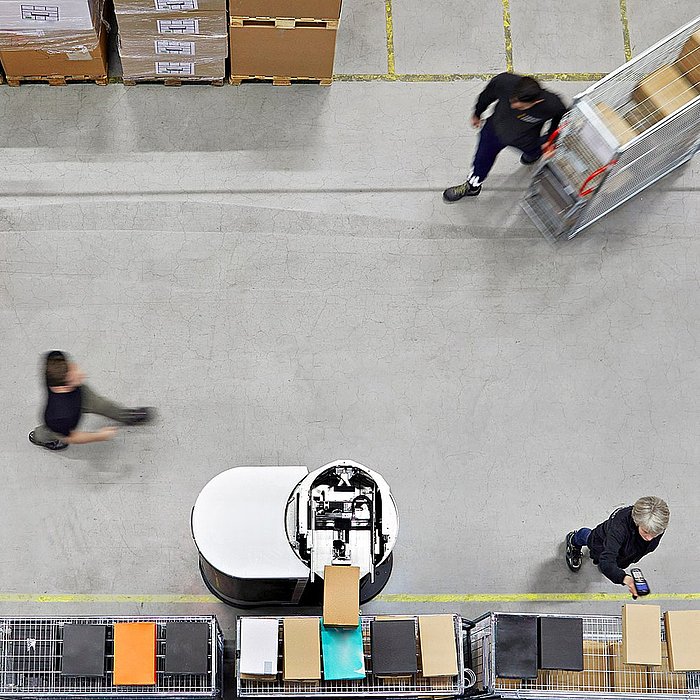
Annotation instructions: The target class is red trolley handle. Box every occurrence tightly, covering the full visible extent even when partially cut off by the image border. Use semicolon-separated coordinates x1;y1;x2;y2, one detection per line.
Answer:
579;161;618;197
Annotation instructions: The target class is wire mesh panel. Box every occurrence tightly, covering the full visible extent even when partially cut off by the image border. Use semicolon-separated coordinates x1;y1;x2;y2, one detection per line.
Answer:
236;615;469;698
0;616;223;699
523;14;700;240
470;612;700;700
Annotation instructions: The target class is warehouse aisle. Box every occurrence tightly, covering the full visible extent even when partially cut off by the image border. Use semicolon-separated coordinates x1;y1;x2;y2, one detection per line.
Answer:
1;0;699;631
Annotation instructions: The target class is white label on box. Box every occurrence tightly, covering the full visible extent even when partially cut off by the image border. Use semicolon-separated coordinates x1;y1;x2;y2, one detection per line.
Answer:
155;39;195;55
66;47;92;59
20;4;60;20
155;61;195;75
157;18;198;33
154;0;197;10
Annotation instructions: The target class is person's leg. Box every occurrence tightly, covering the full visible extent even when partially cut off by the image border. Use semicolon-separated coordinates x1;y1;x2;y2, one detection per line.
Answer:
443;119;506;201
80;384;153;425
565;528;591;572
572;528;591;548
29;425;69;450
80;384;131;423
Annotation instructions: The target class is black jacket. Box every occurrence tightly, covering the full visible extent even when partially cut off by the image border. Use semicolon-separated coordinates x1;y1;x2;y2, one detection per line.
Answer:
474;73;567;149
588;506;663;585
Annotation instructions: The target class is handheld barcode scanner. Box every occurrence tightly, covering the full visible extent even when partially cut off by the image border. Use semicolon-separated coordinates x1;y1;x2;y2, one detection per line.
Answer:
630;568;650;599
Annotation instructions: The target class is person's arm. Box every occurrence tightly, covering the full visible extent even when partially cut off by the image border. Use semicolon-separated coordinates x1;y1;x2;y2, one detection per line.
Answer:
545;95;568;139
63;427;117;444
473;73;507;123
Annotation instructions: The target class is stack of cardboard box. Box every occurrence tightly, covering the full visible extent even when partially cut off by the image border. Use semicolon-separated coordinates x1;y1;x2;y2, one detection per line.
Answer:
595;29;700;141
228;0;340;85
0;0;107;85
115;0;227;84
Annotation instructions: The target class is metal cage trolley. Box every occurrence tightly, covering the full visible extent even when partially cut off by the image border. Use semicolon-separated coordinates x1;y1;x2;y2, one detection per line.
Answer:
470;612;700;700
0;615;223;699
235;614;476;698
522;15;700;241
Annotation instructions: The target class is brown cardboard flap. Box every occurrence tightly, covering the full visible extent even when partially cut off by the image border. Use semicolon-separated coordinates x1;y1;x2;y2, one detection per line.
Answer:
676;30;700;89
648;647;688;692
418;615;457;678
229;22;336;79
594;103;639;145
0;23;106;78
283;618;321;681
622;604;662;666
632;65;699;124
664;610;700;671
229;0;341;19
609;641;649;691
322;565;359;627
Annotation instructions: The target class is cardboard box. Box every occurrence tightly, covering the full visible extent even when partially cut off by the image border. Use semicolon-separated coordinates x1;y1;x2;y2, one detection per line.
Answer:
113;623;157;686
120;55;225;78
648;646;688;692
239;618;279;679
371;619;417;676
664;610;700;671
622;604;662;666
229;20;336;79
609;641;649;692
116;10;227;38
322;565;359;627
538;616;583;671
119;34;228;58
594;102;639;145
283;617;321;682
632;64;699;124
418;615;457;678
114;0;225;14
0;22;105;78
676;30;700;89
228;0;340;19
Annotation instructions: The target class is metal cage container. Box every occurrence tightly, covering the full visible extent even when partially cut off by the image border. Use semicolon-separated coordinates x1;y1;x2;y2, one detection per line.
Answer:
470;612;700;700
235;614;476;698
523;15;700;241
0;616;223;699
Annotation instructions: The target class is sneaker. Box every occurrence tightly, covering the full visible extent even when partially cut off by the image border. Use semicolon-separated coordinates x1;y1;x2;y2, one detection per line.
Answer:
443;182;482;202
28;431;69;451
124;407;155;425
565;531;583;572
520;153;541;165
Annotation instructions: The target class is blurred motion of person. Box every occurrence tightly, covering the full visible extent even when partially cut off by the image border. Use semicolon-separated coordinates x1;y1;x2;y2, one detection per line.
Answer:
443;73;567;201
29;350;154;451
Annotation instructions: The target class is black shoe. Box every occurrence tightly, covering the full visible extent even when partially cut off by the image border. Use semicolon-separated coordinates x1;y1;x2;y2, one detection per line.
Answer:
28;431;69;451
566;531;583;572
443;182;481;202
520;153;541;165
124;407;155;425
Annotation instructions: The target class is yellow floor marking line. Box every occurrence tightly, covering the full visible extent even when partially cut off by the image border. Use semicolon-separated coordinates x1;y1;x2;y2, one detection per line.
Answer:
333;73;605;83
2;592;700;604
501;0;514;72
384;0;397;78
619;0;633;62
377;593;700;603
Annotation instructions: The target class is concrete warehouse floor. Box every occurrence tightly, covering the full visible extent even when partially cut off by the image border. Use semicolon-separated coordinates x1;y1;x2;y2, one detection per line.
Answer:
0;0;699;649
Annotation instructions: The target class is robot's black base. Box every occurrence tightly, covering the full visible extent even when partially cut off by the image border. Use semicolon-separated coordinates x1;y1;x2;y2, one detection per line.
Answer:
199;554;394;608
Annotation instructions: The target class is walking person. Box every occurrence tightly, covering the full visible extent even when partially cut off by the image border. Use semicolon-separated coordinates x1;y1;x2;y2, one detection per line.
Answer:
565;496;669;597
29;350;154;451
443;73;567;201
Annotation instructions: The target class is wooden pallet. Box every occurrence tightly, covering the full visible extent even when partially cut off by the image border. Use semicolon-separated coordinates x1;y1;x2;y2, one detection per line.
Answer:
5;74;107;86
230;16;338;29
230;74;332;86
122;77;225;86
